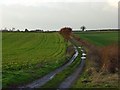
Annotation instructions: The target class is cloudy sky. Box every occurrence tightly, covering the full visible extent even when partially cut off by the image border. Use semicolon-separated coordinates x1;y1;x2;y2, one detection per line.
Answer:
0;0;119;31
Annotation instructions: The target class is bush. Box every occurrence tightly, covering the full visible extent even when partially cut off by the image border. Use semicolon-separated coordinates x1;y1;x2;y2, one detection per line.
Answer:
59;27;72;41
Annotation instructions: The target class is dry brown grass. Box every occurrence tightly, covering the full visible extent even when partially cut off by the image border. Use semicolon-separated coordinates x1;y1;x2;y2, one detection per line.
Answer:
100;44;119;73
87;44;119;73
73;34;119;73
91;73;119;87
83;44;119;87
72;33;119;87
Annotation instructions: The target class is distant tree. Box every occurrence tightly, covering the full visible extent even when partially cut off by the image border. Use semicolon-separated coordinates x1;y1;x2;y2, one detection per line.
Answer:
2;27;8;32
12;27;15;31
4;27;8;31
25;29;29;32
81;26;86;32
9;29;12;31
35;29;44;32
17;29;20;32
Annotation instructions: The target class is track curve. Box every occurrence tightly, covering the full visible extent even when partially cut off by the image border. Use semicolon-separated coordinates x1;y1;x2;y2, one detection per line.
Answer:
58;46;86;89
19;46;79;88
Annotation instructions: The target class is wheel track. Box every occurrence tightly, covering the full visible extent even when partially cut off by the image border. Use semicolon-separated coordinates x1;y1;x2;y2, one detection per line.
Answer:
58;39;87;89
19;45;78;88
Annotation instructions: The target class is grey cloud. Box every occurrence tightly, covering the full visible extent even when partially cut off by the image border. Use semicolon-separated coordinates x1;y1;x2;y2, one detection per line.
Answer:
1;2;118;30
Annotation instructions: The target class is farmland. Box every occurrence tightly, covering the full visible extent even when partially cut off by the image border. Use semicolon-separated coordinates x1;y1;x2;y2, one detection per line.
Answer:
2;31;119;88
74;31;118;46
72;31;119;88
2;32;67;87
41;46;81;88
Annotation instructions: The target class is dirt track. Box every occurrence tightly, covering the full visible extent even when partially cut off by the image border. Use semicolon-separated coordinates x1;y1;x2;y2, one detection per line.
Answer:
19;37;87;89
58;47;86;89
19;46;79;88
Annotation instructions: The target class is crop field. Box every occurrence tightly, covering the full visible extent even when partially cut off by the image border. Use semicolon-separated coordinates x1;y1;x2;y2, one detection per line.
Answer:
74;31;118;46
2;32;67;87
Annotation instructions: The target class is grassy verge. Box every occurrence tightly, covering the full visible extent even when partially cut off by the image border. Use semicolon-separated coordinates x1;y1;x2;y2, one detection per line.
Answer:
41;47;81;88
72;58;119;88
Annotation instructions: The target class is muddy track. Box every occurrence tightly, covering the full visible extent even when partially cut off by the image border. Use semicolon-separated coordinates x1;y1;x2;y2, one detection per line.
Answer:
58;46;86;89
19;46;79;88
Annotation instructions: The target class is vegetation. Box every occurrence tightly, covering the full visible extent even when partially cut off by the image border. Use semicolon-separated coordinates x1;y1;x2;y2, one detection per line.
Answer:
59;27;72;41
72;31;119;88
74;31;118;46
72;59;119;88
2;32;67;88
41;47;81;88
80;26;86;32
2;30;119;88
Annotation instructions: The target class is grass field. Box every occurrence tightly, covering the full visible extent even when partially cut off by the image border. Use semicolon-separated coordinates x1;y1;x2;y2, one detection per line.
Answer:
2;32;67;87
74;31;118;46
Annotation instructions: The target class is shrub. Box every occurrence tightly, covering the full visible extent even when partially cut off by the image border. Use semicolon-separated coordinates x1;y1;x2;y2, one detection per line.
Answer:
59;27;72;41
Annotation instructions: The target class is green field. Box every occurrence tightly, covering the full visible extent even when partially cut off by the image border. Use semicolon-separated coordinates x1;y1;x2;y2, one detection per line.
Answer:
2;32;67;87
74;31;118;46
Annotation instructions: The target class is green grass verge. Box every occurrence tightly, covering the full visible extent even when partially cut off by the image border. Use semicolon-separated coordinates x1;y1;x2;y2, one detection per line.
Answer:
41;47;81;88
2;32;67;88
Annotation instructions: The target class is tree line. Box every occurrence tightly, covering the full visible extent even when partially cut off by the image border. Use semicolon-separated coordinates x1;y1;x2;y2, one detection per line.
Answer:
1;28;45;32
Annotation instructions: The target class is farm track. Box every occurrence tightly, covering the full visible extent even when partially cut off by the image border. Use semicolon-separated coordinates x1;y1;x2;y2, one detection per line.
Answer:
20;46;79;88
20;37;86;89
58;46;86;89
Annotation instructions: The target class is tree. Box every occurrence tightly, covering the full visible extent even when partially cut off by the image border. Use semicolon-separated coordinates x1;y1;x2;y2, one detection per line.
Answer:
2;27;8;32
59;27;72;42
12;27;15;31
81;26;86;32
17;29;20;32
25;29;29;32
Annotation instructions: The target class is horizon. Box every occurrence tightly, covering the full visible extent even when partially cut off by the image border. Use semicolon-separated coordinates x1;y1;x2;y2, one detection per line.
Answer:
1;27;119;31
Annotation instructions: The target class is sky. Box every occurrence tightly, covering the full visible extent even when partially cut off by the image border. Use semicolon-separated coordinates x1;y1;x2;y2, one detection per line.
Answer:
0;0;119;31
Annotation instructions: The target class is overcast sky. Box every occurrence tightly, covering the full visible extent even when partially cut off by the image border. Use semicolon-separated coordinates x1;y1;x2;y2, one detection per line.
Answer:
0;0;119;31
